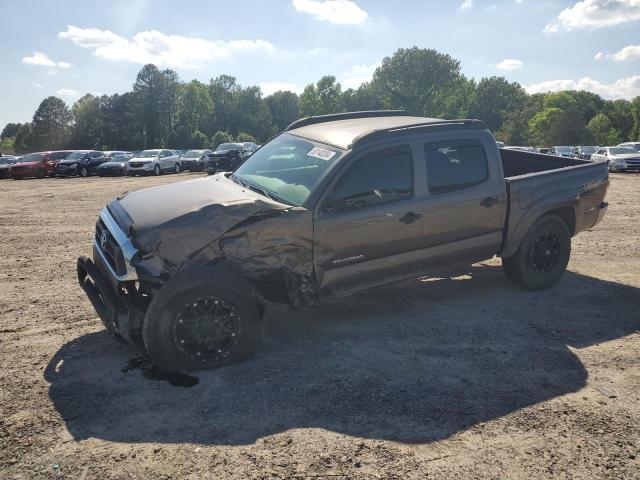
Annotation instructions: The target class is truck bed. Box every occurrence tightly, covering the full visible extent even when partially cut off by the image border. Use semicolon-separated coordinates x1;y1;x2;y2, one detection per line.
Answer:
498;148;609;258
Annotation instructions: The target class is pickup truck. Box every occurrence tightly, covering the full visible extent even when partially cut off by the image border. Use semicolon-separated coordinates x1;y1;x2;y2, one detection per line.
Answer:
77;111;609;372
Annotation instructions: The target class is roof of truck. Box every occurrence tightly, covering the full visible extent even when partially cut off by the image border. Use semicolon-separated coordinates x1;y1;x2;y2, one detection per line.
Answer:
285;111;484;150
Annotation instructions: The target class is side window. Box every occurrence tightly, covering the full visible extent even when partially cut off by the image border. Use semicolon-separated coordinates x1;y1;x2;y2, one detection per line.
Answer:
91;152;102;158
425;140;489;195
327;146;413;213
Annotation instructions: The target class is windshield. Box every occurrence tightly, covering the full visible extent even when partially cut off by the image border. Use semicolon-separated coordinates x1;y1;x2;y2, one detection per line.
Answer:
556;146;571;153
111;155;128;162
20;153;44;162
233;133;343;206
136;150;160;158
217;143;240;151
0;158;15;165
65;152;89;160
183;150;204;158
610;147;638;155
579;146;597;153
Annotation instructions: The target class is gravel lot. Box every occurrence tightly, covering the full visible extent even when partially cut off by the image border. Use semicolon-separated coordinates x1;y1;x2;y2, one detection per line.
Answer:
1;172;639;479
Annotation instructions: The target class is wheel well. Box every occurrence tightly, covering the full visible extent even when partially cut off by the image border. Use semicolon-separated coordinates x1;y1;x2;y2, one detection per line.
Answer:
547;206;575;236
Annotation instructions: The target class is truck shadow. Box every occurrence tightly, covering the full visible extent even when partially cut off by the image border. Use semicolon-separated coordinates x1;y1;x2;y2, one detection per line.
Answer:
45;265;640;445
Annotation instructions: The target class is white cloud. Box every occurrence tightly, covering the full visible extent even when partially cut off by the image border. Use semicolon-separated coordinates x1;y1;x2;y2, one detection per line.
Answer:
496;58;523;70
260;82;305;96
544;0;640;33
59;25;275;68
34;83;43;88
458;0;473;11
292;0;368;25
595;52;605;60
56;88;78;97
525;75;640;100
610;44;640;61
342;61;381;89
22;52;72;69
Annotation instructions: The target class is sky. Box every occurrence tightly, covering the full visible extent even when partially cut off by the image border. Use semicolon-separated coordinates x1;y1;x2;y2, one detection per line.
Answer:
1;0;639;128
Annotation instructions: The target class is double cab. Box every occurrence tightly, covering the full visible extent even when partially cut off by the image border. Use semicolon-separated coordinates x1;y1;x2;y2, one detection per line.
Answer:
77;111;609;372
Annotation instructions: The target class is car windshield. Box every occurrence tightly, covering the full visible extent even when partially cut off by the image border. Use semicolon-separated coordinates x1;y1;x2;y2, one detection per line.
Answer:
556;146;571;153
610;147;638;155
20;153;44;162
217;143;240;151
233;133;343;207
136;150;159;158
65;152;89;160
183;150;204;158
580;146;597;153
111;155;128;162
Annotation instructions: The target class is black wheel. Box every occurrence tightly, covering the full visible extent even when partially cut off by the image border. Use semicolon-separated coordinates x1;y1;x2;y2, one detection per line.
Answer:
503;214;571;290
142;269;262;372
175;163;181;173
79;167;89;177
36;168;45;179
153;164;161;176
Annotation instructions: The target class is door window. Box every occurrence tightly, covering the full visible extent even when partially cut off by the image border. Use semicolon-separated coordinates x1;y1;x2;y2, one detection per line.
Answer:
326;146;413;213
424;140;489;194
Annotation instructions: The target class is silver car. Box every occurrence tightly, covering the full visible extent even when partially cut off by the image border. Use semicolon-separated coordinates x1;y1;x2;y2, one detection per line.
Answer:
127;149;182;176
591;146;640;172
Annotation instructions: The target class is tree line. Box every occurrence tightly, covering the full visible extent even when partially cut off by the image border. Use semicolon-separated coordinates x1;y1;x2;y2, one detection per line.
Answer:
2;47;639;154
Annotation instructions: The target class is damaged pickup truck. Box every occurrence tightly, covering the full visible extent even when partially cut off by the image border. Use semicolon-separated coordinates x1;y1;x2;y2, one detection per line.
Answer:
77;111;609;372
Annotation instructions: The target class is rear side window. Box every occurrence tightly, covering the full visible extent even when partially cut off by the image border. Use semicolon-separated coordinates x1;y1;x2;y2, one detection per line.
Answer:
425;141;488;194
328;146;413;213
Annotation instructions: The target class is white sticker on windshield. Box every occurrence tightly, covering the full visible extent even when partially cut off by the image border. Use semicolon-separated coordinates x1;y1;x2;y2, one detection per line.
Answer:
307;147;336;161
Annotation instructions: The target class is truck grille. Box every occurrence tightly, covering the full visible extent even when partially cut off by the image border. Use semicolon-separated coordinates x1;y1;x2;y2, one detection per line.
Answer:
95;219;127;276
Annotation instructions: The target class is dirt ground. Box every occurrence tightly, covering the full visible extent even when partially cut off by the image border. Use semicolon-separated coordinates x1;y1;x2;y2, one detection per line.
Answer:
1;171;639;480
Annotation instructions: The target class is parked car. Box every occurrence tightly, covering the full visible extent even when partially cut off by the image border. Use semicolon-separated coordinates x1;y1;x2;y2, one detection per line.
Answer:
537;147;550;154
97;152;134;177
591;146;640;172
504;146;537;153
549;146;574;158
10;151;73;179
55;150;108;177
496;141;505;148
0;156;18;179
618;142;640;151
241;142;259;156
205;143;246;174
127;149;182;176
572;146;599;161
179;149;211;171
76;110;609;372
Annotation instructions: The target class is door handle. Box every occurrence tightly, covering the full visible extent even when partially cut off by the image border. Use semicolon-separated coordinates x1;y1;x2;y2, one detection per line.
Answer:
480;196;499;208
399;212;422;224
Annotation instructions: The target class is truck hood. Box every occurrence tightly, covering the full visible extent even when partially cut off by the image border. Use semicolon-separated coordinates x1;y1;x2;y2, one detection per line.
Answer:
109;174;288;265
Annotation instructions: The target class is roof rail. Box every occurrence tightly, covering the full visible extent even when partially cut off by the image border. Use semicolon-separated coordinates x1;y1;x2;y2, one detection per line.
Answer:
350;119;486;148
285;110;409;132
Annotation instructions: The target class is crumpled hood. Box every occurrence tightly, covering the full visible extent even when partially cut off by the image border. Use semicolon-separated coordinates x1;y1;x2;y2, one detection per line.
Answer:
110;175;288;265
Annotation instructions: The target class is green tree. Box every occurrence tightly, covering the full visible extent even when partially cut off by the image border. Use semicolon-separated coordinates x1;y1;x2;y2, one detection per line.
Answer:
188;130;209;148
469;77;526;132
1;123;23;139
236;131;257;143
603;99;633;141
586;113;621;146
299;76;343;116
341;83;383;112
211;130;233;148
0;136;15;152
528;107;566;146
30;96;72;150
631;96;640;140
370;47;462;116
175;80;214;145
14;123;33;153
70;94;102;148
209;75;241;134
231;86;275;140
100;92;143;150
265;90;300;131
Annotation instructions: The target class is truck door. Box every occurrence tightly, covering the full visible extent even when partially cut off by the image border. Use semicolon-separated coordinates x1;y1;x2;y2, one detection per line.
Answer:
314;144;429;298
417;137;505;270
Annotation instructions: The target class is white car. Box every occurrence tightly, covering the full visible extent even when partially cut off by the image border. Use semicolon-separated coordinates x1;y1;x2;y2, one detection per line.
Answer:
127;149;182;176
591;146;640;172
618;142;640;152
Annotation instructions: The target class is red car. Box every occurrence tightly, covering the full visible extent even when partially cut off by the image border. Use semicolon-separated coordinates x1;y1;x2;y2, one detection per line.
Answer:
10;151;74;179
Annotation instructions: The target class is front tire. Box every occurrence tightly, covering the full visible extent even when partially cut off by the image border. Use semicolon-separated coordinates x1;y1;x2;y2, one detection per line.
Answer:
502;214;571;291
79;167;89;177
175;163;181;173
142;269;262;372
153;165;161;176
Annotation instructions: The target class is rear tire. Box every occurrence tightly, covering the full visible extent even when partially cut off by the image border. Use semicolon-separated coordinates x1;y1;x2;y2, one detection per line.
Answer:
142;268;262;372
502;214;571;291
175;163;181;173
79;167;89;177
